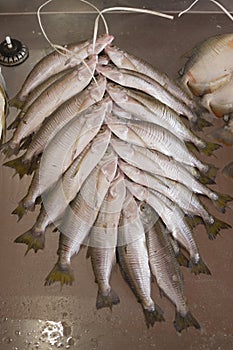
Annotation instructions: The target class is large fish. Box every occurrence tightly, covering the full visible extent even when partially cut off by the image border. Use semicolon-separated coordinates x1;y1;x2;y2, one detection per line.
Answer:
10;34;114;107
117;192;165;328
97;64;198;125
125;179;211;275
87;170;126;310
4;75;107;175
106;112;208;173
105;44;198;110
139;202;200;333
14;127;111;252
180;33;233;96
45;147;118;285
2;55;98;157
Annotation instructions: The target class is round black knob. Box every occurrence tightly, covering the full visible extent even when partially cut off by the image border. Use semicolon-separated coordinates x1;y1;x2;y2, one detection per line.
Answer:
0;36;29;67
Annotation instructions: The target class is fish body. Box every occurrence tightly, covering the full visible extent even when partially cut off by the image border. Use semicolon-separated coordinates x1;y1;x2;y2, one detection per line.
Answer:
45;147;118;285
117;192;164;327
181;34;233;96
14;127;112;251
126;180;210;275
21;74;107;166
107;83;205;149
97;64;198;123
4;55;98;156
88;170;126;309
105;44;197;109
106;112;207;172
38;97;111;196
11;34;114;107
112;138;217;201
140;203;200;332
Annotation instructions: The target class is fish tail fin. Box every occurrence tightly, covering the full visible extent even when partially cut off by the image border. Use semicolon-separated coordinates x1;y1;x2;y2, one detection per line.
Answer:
11;201;27;221
44;262;74;286
185;142;199;154
189;257;211;275
0;140;20;158
203;163;218;182
200;141;221;156
209;126;233;146
96;289;120;310
191;117;212;132
212;192;233;213
143;304;165;328
175;251;189;267
174;310;200;333
14;229;45;254
222;161;233;178
185;215;203;228
205;216;231;240
3;156;30;177
198;174;215;185
9;95;24;109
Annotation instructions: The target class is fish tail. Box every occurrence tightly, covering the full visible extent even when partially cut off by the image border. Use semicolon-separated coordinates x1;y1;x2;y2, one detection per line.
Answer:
9;95;24;109
190;117;212;132
189;257;211;275
11;201;27;221
96;289;120;310
175;251;189;267
185;142;199;154
205;217;231;240
44;262;74;286
14;229;45;254
202;163;218;182
222;161;233;179
199;141;221;156
185;215;203;228
198;174;215;185
3;156;30;177
174;310;200;333
212;192;233;213
0;140;20;158
143;304;165;328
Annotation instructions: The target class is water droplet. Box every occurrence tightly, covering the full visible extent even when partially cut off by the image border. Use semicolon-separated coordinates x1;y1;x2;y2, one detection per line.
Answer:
15;330;21;336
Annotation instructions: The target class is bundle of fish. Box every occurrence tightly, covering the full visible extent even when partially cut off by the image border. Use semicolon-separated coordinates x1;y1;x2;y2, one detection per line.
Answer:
0;67;8;143
1;33;232;333
180;33;233;178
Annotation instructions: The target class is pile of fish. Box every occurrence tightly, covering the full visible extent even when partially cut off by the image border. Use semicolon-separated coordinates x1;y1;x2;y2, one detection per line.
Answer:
0;67;8;143
180;33;233;178
1;33;232;333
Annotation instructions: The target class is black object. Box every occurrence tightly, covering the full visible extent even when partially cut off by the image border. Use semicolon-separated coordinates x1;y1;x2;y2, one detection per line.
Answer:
0;36;29;67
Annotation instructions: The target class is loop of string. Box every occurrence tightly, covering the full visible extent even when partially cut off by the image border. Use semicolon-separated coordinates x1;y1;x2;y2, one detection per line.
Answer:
178;0;233;20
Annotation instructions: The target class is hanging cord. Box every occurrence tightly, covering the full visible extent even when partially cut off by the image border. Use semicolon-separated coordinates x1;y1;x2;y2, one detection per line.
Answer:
178;0;233;20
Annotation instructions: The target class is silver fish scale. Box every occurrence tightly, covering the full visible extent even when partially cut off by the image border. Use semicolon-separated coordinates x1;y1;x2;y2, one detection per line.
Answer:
4;33;230;332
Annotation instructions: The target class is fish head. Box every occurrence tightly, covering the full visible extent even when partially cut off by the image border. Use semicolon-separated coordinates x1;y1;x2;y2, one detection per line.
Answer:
98;54;110;65
89;34;114;55
110;136;134;158
88;75;107;102
90;125;111;153
104;45;124;64
96;64;122;82
107;82;128;102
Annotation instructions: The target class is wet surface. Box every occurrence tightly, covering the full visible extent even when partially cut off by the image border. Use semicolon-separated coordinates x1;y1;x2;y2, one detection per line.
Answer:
0;2;233;349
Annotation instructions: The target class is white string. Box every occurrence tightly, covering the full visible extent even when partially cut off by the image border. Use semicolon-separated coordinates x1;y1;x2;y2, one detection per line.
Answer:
178;0;233;20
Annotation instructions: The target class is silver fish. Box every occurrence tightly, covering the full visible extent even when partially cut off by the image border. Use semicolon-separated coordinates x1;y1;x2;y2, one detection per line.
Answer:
14;126;111;252
3;55;98;157
126;179;211;275
117;192;165;328
139;202;200;333
105;44;198;109
97;64;198;124
11;34;114;107
87;170;126;309
106;112;208;173
45;147;118;285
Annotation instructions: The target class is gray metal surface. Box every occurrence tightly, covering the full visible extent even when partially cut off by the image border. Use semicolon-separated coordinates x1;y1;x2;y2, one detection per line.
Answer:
0;3;233;350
